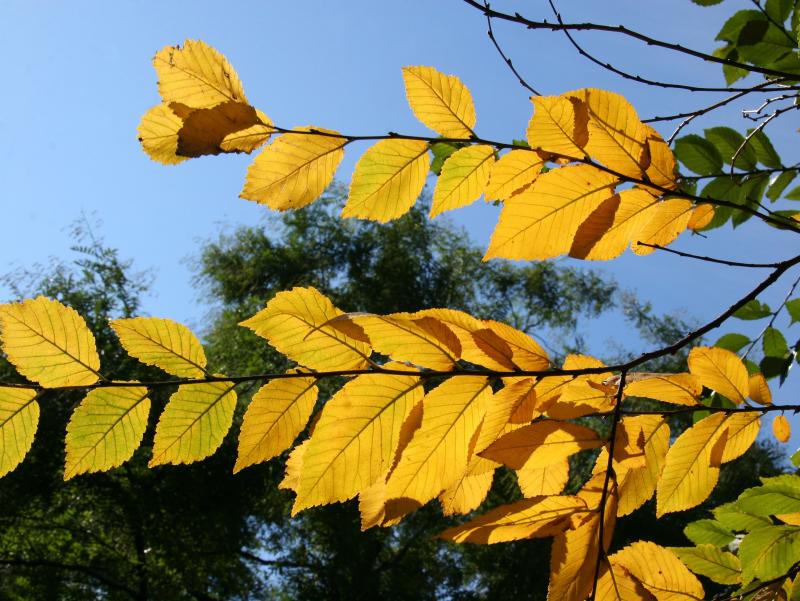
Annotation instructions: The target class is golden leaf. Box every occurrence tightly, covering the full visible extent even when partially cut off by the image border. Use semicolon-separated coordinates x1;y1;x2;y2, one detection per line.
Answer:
610;541;705;601
0;387;39;478
687;204;715;231
688;346;749;404
439;455;497;516
748;372;772;405
624;373;702;406
343;139;430;222
631;198;695;256
0;296;101;388
773;415;791;443
234;376;318;473
220;109;273;152
482;320;550;370
517;459;569;498
279;439;308;492
171;101;263;158
718;412;760;462
111;317;207;378
643;125;678;190
402;66;476;138
65;385;150;479
138;104;189;165
430;145;495;217
596;560;655;601
615;416;670;516
527;95;589;159
548;512;601;601
485;149;544;201
241;127;346;210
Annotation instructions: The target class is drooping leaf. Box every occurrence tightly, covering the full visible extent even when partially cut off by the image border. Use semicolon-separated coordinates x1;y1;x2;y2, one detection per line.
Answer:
674;134;723;175
527;95;588;159
748;372;772;405
610;541;705;600
624;373;702;406
763;326;789;358
342;139;431;222
739;525;800;584
686;204;715;230
768;170;797;201
670;544;741;585
111;317;207;378
548;512;602;601
687;346;749;404
774;414;792;443
0;387;39;478
644;125;678;190
485;149;544;201
234;375;318;473
616;416;670;516
65;385;150;479
595;560;654;601
430;144;495;217
0;296;101;388
150;381;237;466
279;439;308;493
402;65;476;138
718;412;760;463
241;127;347;210
239;286;371;371
748;129;783;168
219;108;273;153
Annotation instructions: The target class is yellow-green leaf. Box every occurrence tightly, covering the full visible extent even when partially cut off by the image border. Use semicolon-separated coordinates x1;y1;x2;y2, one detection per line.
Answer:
0;296;101;388
239;287;371;371
688;346;748;405
670;544;741;585
234;376;318;473
138;104;189;165
65;385;150;479
430;144;494;217
241;127;346;210
0;387;39;478
739;525;800;584
485;164;618;260
402;66;475;138
111;317;207;378
342;139;430;222
611;541;705;600
485;149;544;201
150;381;237;466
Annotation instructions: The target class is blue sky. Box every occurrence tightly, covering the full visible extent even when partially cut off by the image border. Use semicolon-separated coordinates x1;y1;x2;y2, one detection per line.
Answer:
1;1;798;447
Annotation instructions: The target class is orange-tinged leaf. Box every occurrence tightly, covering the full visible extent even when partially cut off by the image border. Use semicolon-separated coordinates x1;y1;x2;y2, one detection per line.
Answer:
385;377;492;508
293;371;422;512
687;204;715;230
596;560;655;601
657;412;728;516
431;145;494;217
485;149;544;201
688;346;748;405
624;373;702;406
644;126;678;191
517;459;569;498
470;329;517;371
150;381;237;467
240;287;371;371
65;385;150;479
749;372;772;405
548;380;615;419
402;66;475;138
173;101;263;158
548;512;600;601
0;296;100;388
774;415;791;443
718;412;760;462
219;109;273;153
138;104;189;165
343;139;430;222
527;95;588;159
615;416;670;516
241;127;346;210
0;387;38;478
610;541;705;601
153;39;247;109
480;421;603;470
632;198;695;256
483;320;550;370
111;317;207;378
439;455;497;515
234;376;318;473
440;494;587;544
353;313;460;370
475;378;539;452
485;164;618;260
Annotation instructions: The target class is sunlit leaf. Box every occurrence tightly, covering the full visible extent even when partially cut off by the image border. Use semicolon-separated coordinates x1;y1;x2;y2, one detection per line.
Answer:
611;541;705;600
111;317;207;378
774;414;792;443
527;95;588;159
687;346;749;404
485;149;544;201
516;459;569;498
430;145;494;217
748;372;772;405
402;66;476;138
739;525;800;584
439;455;497;515
138;104;189;165
0;387;38;478
624;373;702;406
671;545;741;585
548;512;601;601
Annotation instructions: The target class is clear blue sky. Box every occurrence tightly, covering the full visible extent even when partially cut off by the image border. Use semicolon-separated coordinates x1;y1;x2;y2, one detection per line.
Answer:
1;1;798;447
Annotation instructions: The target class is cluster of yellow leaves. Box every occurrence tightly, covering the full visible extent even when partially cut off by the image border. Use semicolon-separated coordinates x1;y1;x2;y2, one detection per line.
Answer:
139;41;711;263
0;291;783;601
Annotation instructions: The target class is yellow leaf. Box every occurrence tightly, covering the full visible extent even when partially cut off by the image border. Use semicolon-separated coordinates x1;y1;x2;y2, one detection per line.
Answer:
402;66;475;138
485;164;618;260
111;317;207;378
171;101;263;158
567;88;649;179
0;296;101;388
480;421;603;470
545;354;614;420
749;372;772;405
596;560;654;601
342;139;430;222
279;439;308;492
777;513;800;525
65;385;150;479
234;376;318;473
440;494;587;544
548;512;601;601
293;371;422;512
485;149;544;201
153;39;247;109
615;416;670;516
482;320;550;370
239;287;371;371
439;456;497;516
687;204;715;231
150;381;237;466
774;415;791;443
657;412;728;516
353;313;460;370
431;145;495;217
527;95;589;159
385;377;492;508
517;459;569;498
718;412;760;462
644;126;678;191
241;127;347;210
624;373;702;406
0;387;39;478
219;109;273;153
138;104;189;165
474;378;539;452
632;198;695;256
610;541;705;601
359;477;389;530
688;346;748;405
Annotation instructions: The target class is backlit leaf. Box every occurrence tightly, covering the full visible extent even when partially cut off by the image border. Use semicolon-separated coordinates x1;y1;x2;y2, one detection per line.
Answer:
111;317;207;378
485;149;544;201
65;385;150;479
739;525;800;584
688;346;749;404
415;308;508;371
684;519;735;547
138;104;189;165
674;134;723;176
219;109;273;153
774;414;791;443
671;545;741;585
516;459;569;498
548;512;601;601
644;125;678;190
343;139;430;222
736;475;800;515
718;412;760;463
631;198;694;256
241;127;347;210
439;455;497;515
150;381;237;466
624;373;702;406
611;541;705;600
595;561;653;601
173;101;263;158
430;145;494;217
402;66;476;138
527;95;588;159
482;320;550;370
687;204;715;230
0;296;101;388
616;416;670;516
0;387;38;478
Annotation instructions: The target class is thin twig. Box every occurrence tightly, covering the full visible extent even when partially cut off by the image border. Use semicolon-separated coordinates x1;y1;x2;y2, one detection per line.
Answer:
731;104;797;174
742;271;800;360
634;243;789;268
483;0;540;95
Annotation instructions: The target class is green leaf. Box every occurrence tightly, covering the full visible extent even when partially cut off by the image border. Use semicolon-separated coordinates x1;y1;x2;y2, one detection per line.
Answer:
763;327;789;358
714;501;773;531
715;333;751;353
716;45;749;84
670;544;741;585
748;129;783;168
786;184;800;200
718;10;764;42
739;525;800;584
692;0;724;5
684;519;735;547
733;299;772;320
766;0;794;24
704;127;756;170
761;355;792;379
787;299;800;324
675;135;724;175
791;447;800;467
736;475;800;515
767;170;797;201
